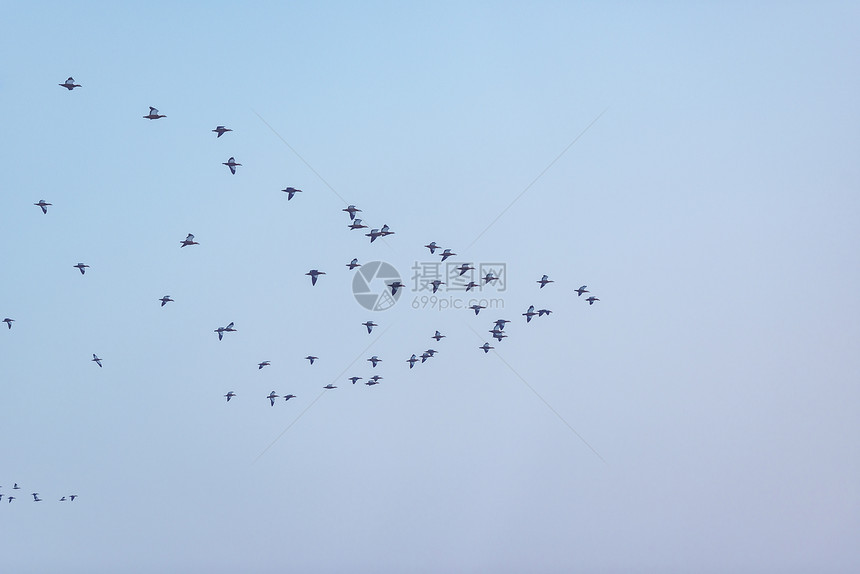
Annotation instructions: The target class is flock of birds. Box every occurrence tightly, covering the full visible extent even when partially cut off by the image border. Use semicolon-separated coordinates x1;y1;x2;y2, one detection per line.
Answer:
7;77;602;418
0;483;77;504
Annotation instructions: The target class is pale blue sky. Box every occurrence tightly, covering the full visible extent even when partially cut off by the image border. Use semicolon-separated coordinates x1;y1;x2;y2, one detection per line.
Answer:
1;2;858;572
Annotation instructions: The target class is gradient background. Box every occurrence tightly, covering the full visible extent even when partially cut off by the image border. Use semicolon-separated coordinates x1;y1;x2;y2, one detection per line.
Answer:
1;2;858;572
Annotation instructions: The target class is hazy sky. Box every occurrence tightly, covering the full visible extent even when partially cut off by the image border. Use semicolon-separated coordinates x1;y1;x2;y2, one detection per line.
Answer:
1;2;858;572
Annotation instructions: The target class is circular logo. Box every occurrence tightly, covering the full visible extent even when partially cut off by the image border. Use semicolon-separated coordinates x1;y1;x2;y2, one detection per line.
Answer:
352;261;402;311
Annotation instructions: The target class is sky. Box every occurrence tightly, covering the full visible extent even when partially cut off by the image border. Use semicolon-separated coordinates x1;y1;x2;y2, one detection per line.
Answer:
1;1;859;572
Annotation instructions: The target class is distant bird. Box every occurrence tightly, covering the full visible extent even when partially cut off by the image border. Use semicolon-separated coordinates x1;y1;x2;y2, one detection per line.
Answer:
366;228;383;242
59;497;66;501
537;275;553;288
464;281;479;292
283;394;296;401
282;187;302;200
267;391;279;406
483;273;498;284
223;157;241;174
6;496;14;503
407;354;418;368
456;264;474;276
479;342;494;353
34;199;52;214
214;322;236;341
523;305;537;322
490;329;507;342
469;304;486;315
179;233;198;247
74;263;89;275
575;285;589;297
306;269;325;285
346;258;361;270
380;224;394;237
59;77;81;90
365;380;380;386
424;349;438;358
493;319;510;330
323;384;337;390
440;249;456;261
348;219;368;230
305;356;318;365
3;318;13;329
91;354;102;367
424;241;439;254
429;280;445;293
342;205;361;220
224;391;236;402
348;376;362;385
258;361;271;369
367;356;382;368
432;330;445;342
159;296;174;307
69;495;77;501
388;281;404;296
369;375;383;383
13;483;20;490
32;493;41;502
143;106;166;120
212;125;232;138
586;296;600;305
537;309;552;317
362;321;377;334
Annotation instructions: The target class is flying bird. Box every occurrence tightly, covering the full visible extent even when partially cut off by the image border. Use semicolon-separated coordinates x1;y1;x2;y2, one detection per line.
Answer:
348;376;362;385
575;285;589;297
369;375;383;383
430;280;444;293
282;187;302;200
440;249;456;261
258;361;271;369
13;484;20;490
490;329;507;342
537;309;552;317
365;380;380;386
6;496;14;503
366;228;384;242
283;394;297;401
59;77;81;90
348;219;368;230
342;205;361;220
469;304;486;315
380;224;394;237
3;318;13;329
388;281;404;296
424;241;440;254
346;258;361;270
31;493;42;502
223;157;241;174
214;322;236;341
180;233;198;247
493;319;510;330
91;354;102;367
456;264;474;276
224;391;236;402
306;269;326;285
483;273;498;284
267;391;279;406
420;352;431;363
424;349;438;358
34;200;52;214
362;321;377;334
367;356;382;368
323;384;337;390
212;125;232;138
159;296;174;307
464;282;479;292
523;305;537;322
537;275;553;288
74;263;89;275
432;330;445;341
479;342;494;353
305;356;318;365
143;107;166;120
586;296;600;305
407;354;418;368
69;495;77;501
